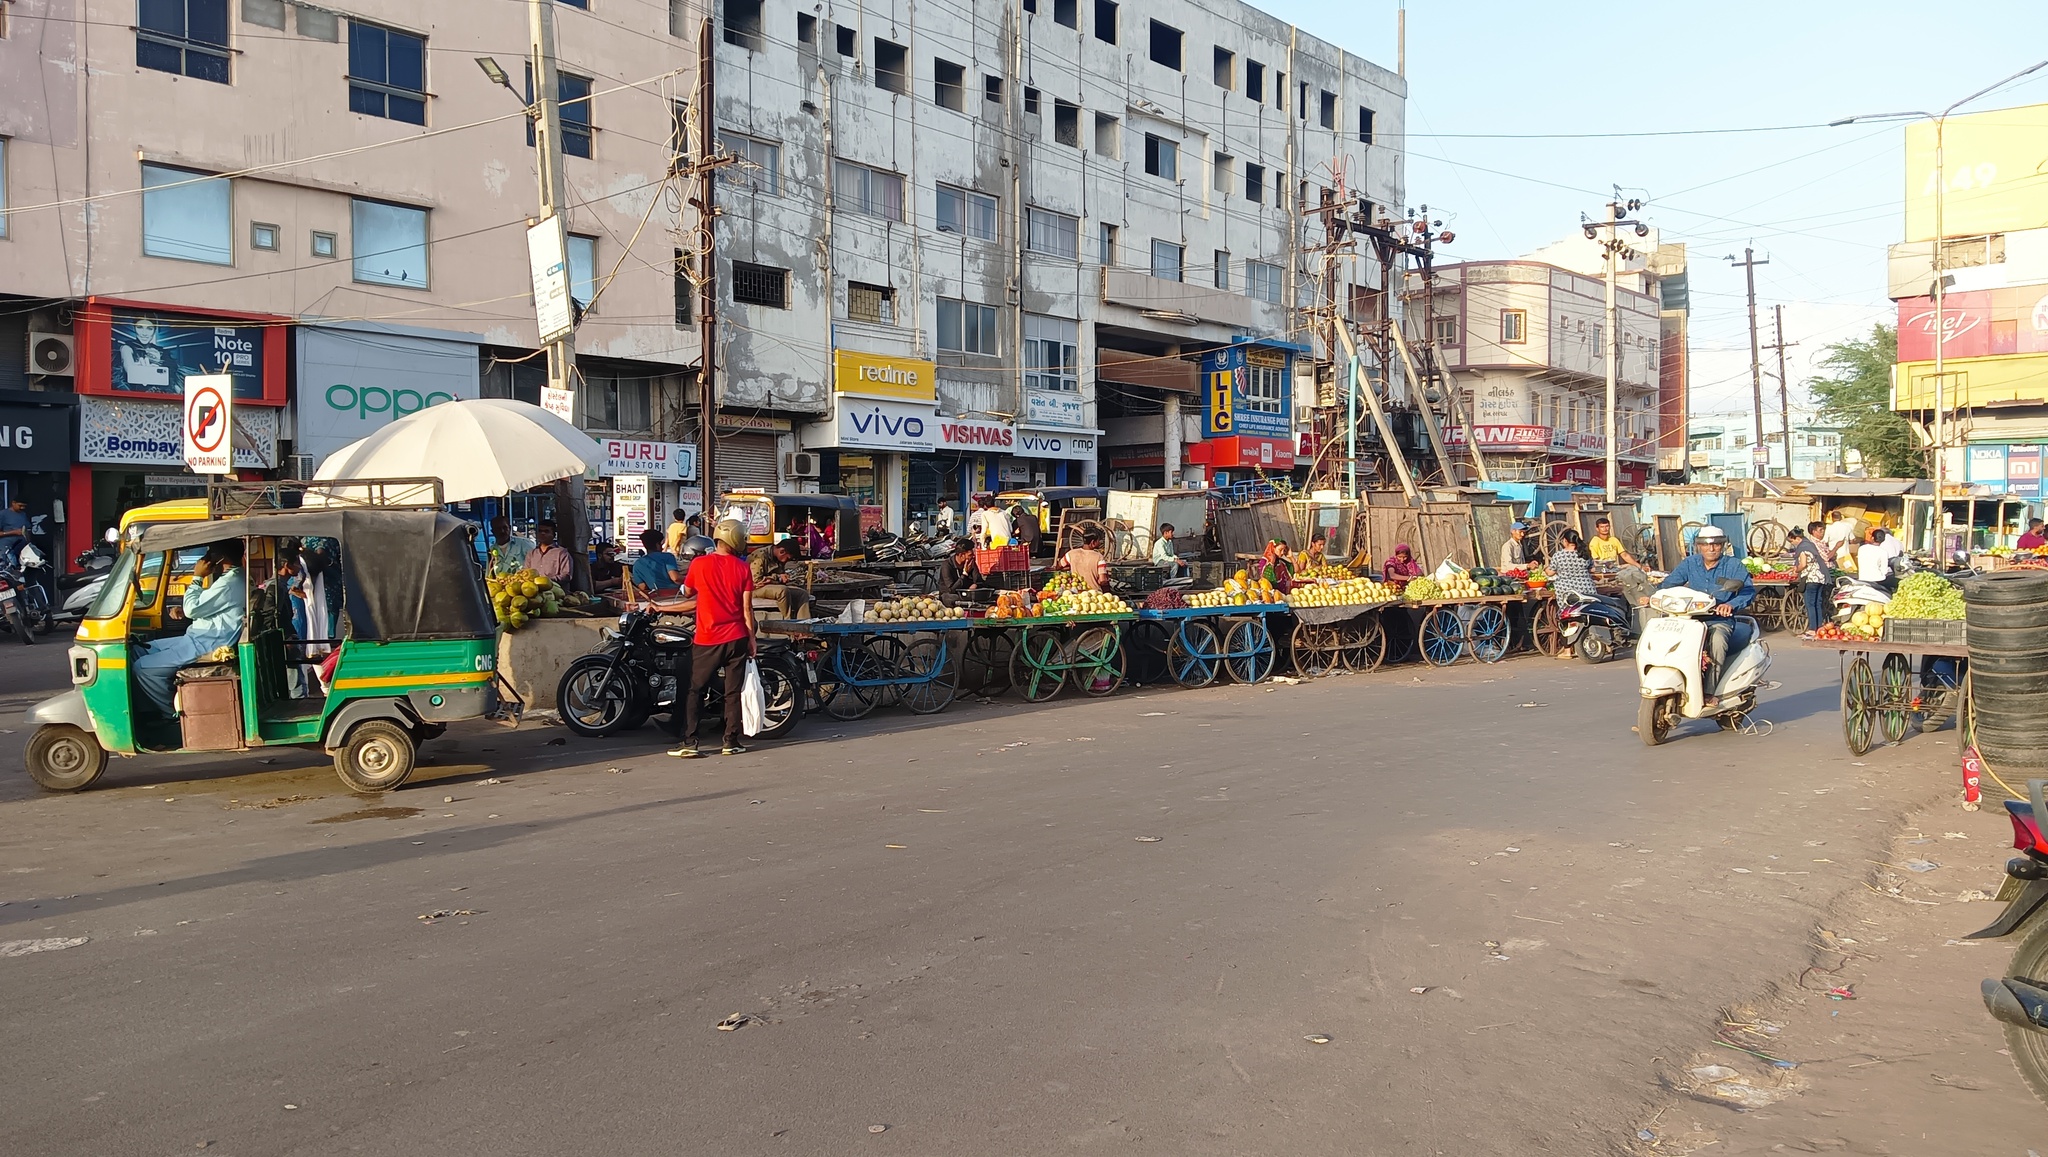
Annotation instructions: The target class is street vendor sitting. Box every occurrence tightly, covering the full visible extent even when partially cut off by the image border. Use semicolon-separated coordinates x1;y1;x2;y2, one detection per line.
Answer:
749;539;814;618
1060;529;1111;592
629;529;683;599
1254;540;1295;593
937;537;982;597
134;541;247;717
1382;542;1424;582
1590;516;1656;608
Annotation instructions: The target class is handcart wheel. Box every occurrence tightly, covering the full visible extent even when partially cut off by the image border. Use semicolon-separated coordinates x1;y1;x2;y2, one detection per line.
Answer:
821;641;884;720
1420;606;1466;667
961;629;1015;696
1842;655;1876;756
1069;625;1126;697
896;637;959;715
1222;617;1273;684
1528;598;1563;656
1749;588;1781;632
1777;589;1808;634
863;635;908;708
1290;621;1346;677
1879;651;1911;745
1167;620;1220;688
1123;620;1171;687
1010;630;1067;703
1469;605;1511;664
1344;612;1388;672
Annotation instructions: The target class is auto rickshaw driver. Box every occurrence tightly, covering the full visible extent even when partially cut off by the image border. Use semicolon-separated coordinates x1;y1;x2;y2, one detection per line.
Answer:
132;540;247;716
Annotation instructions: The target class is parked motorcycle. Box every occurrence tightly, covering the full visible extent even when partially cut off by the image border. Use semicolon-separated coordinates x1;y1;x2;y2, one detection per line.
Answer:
1969;778;2048;1108
556;607;807;740
1558;589;1635;662
0;560;36;644
1633;587;1770;745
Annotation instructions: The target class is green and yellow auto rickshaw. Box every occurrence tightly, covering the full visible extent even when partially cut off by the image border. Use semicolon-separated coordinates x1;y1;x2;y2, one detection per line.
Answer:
22;507;499;794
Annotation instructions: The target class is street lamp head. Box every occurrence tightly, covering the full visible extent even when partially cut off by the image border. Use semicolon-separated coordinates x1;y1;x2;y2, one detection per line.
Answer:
475;56;512;89
1583;225;1598;241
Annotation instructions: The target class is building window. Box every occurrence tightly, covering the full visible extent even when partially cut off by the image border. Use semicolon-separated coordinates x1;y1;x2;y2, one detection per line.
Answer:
723;0;764;51
1099;222;1118;266
1212;250;1229;291
1243;162;1265;204
1500;309;1527;344
1053;100;1080;147
936;184;999;240
1246;260;1281;304
585;372;652;433
311;230;337;258
835;24;856;56
1274;71;1286;111
1150;239;1183;281
1358;106;1375;144
1026;207;1079;259
1212;46;1233;89
797;12;816;44
1093;113;1120;158
1094;0;1117;43
718;132;780;194
848;281;896;324
557;0;589;8
1212;152;1232;194
141;163;232;265
347;21;426;125
933;58;965;110
985;74;1004;103
1298;82;1309;120
834;160;905;220
874;38;908;94
1024;314;1079;392
250;221;278;251
1243;356;1285;414
525;65;594;158
1023;86;1041;115
352;198;428;287
674;250;694;325
1430;315;1458;343
1275;169;1287;206
1053;0;1078;29
938;298;999;355
137;0;230;84
1143;134;1178;181
1148;20;1181;69
732;261;789;308
1245;60;1264;103
1319;90;1336;129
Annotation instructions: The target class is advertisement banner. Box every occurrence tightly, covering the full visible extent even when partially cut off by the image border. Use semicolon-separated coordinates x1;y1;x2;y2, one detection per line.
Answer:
109;311;267;400
1472;380;1531;425
1441;424;1551;452
183;374;234;474
2008;445;2043;498
611;474;651;555
1904;102;2048;242
79;396;277;468
832;350;937;402
541;387;576;423
1012;427;1096;461
296;325;481;469
528;217;575;346
1896;288;2048;361
934;416;1015;452
805;398;936;452
1969;444;2010;487
603;439;697;481
1198;346;1292;440
0;403;75;472
1025;389;1086;429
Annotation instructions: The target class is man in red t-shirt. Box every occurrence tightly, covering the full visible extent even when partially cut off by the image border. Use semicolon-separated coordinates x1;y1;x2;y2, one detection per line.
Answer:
670;519;758;757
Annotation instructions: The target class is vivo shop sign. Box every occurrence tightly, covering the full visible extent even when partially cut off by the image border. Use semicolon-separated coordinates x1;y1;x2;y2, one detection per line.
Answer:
833;401;936;451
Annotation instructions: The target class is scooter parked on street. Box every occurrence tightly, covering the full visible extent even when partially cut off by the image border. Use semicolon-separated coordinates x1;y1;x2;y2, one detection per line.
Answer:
1968;778;2048;1108
1633;587;1770;745
1558;589;1635;662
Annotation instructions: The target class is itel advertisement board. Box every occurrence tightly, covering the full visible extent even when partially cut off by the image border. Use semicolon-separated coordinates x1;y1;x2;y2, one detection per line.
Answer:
1896;288;2048;361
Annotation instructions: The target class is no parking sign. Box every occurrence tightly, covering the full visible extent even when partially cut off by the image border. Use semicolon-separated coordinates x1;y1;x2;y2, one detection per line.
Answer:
183;374;234;474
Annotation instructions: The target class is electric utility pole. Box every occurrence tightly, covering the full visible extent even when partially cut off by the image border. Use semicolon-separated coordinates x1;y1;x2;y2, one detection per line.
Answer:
1585;196;1649;502
529;0;590;591
688;17;722;514
1764;304;1799;479
1726;247;1770;480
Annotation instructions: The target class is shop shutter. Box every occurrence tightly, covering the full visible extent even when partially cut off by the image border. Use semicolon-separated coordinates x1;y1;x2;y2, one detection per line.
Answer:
713;432;779;492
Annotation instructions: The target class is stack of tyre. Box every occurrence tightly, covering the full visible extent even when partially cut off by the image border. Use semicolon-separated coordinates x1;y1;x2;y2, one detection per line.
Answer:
1964;571;2048;784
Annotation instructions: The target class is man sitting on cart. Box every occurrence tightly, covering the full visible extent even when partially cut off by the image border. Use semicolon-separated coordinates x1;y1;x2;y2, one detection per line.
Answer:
749;539;814;619
134;541;247;717
1060;529;1111;592
938;537;983;598
1656;526;1755;702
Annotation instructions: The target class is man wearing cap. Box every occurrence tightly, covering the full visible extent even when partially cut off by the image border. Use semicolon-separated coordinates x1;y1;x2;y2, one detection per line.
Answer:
1500;521;1538;569
1657;526;1756;701
668;519;758;758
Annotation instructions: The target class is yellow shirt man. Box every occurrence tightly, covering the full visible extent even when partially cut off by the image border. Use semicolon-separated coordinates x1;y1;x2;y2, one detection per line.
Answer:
1588;534;1626;563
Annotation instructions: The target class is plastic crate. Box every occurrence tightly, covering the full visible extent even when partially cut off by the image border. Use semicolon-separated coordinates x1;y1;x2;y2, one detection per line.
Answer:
1882;618;1967;647
975;545;1030;574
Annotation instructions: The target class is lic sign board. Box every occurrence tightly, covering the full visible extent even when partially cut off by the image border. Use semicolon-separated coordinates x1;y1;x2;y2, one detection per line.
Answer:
1199;346;1291;441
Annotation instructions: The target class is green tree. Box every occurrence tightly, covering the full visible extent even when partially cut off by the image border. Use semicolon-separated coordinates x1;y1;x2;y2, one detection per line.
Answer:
1806;324;1924;478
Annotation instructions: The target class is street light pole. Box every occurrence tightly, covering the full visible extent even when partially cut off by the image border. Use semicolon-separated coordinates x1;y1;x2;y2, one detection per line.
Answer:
1583;196;1648;501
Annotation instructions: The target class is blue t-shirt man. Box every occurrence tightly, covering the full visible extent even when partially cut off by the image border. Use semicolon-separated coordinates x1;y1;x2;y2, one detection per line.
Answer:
1657;529;1756;694
0;502;29;568
632;550;682;593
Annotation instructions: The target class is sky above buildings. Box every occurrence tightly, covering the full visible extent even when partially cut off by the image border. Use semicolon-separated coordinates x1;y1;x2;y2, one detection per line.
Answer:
1265;0;2048;416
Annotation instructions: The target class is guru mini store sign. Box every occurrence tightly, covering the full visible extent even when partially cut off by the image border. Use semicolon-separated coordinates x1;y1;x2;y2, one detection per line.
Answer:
603;439;697;481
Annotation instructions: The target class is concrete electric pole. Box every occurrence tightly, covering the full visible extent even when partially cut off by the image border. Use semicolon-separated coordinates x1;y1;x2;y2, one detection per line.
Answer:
528;0;591;591
1585;197;1649;502
1725;247;1770;480
1764;304;1799;478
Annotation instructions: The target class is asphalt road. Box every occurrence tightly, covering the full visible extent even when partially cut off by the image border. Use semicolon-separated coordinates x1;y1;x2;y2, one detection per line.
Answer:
0;639;2026;1154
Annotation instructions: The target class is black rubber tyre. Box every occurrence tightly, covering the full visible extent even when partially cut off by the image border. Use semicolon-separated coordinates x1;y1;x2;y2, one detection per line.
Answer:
1637;695;1676;746
25;724;108;791
557;656;641;737
332;720;418;794
1575;633;1614;663
1996;909;2048;1109
5;600;33;645
752;659;804;738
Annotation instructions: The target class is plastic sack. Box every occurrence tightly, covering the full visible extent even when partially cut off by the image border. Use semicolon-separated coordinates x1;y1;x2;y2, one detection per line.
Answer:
838;599;864;624
1433;559;1469;583
738;659;767;737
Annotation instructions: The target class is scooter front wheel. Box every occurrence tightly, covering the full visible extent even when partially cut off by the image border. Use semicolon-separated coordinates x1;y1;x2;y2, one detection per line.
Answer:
1992;909;2048;1108
1637;694;1677;746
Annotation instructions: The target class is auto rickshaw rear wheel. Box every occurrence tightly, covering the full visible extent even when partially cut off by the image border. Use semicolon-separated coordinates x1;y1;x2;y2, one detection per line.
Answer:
25;725;108;792
333;719;418;794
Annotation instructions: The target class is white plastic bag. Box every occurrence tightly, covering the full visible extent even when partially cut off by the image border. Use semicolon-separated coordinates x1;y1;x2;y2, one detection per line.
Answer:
738;659;767;737
1433;558;1468;583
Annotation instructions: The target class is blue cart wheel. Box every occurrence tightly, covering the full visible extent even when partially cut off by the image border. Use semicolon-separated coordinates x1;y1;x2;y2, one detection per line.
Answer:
1469;606;1511;664
821;640;883;720
1420;607;1466;667
897;637;959;715
1168;620;1220;688
1222;617;1272;684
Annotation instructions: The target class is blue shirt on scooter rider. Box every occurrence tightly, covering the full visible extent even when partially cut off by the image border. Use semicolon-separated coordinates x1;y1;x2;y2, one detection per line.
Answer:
1657;552;1755;611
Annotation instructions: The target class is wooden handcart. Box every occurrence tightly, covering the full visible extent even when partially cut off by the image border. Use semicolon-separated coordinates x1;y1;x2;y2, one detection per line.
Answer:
766;617;970;719
1286;601;1398;676
1805;637;1967;756
971;612;1136;702
1130;603;1286;688
1748;578;1808;634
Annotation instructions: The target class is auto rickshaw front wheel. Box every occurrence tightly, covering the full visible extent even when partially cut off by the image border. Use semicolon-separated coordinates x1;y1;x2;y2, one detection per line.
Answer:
26;725;109;792
333;720;418;794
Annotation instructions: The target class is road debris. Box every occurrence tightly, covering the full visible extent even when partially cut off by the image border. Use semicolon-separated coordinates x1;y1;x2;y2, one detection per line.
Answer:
1905;859;1940;872
1139;711;1168;717
1958;889;1991;902
0;937;89;958
715;1013;758;1031
1134;836;1163;843
1271;675;1302;685
1304;1034;1332;1045
1681;1063;1797;1110
480;778;504;785
417;909;478;923
867;1124;888;1134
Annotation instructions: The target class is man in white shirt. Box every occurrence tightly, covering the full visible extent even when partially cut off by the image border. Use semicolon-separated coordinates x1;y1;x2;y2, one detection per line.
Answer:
935;502;956;535
1824;512;1859;556
1857;527;1904;589
1151;523;1186;576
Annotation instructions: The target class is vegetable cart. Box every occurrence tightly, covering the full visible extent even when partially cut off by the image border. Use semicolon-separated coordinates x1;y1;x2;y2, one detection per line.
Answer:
1286;601;1398;676
1805;637;1968;756
974;613;1137;702
1519;590;1565;656
1130;604;1287;688
767;618;970;719
1389;595;1523;667
1747;577;1806;634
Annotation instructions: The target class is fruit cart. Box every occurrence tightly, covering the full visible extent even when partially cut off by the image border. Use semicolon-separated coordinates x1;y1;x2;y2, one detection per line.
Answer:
973;612;1137;702
1387;594;1524;667
1130;603;1288;688
1746;574;1806;633
1518;589;1565;656
1285;601;1399;676
766;596;971;719
1806;634;1967;756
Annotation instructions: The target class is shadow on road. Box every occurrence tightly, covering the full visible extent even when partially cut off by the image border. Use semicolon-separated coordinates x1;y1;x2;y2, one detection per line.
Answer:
0;786;756;925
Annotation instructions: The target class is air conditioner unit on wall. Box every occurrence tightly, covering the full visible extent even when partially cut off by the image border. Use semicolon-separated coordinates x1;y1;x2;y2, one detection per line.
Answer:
27;332;74;376
785;451;821;478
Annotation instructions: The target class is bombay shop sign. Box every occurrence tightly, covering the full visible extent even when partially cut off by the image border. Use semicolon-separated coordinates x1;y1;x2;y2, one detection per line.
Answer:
935;416;1014;450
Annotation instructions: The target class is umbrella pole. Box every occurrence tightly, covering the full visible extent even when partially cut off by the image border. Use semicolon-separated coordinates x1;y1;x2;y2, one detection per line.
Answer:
553;476;594;593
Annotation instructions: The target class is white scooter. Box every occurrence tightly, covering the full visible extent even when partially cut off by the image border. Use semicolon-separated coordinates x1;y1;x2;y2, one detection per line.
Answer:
1634;587;1771;745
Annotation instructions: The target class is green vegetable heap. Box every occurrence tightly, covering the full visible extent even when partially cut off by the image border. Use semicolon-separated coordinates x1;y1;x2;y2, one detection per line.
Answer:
1888;572;1966;621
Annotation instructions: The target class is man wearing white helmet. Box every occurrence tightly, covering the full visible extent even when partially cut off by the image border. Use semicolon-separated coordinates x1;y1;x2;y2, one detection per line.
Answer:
1656;526;1756;701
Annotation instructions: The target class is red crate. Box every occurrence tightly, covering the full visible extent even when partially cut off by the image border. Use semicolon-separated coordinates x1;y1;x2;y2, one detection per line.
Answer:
976;545;1030;574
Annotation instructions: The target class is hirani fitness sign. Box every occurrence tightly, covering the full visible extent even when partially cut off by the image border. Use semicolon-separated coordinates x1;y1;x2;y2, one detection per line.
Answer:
295;324;481;468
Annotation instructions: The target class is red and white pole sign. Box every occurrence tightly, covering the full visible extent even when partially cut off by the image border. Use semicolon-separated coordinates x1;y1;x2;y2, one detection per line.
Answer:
183;374;235;474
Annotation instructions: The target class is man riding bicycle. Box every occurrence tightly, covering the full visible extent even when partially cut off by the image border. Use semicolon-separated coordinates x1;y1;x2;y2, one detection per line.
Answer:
1656;526;1755;702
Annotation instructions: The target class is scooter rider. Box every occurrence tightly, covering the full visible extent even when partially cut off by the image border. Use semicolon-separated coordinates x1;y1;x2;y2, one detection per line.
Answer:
1656;526;1755;703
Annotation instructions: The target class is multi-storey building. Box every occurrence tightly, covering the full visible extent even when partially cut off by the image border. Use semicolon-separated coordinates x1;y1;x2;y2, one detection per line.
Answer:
714;0;1403;522
1685;409;1847;486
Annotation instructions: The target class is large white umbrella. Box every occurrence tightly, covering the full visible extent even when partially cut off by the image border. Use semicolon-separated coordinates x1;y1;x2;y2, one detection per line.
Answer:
312;398;604;502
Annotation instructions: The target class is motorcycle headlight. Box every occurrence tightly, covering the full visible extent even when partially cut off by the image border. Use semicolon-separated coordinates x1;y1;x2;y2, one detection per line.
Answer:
617;613;632;628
